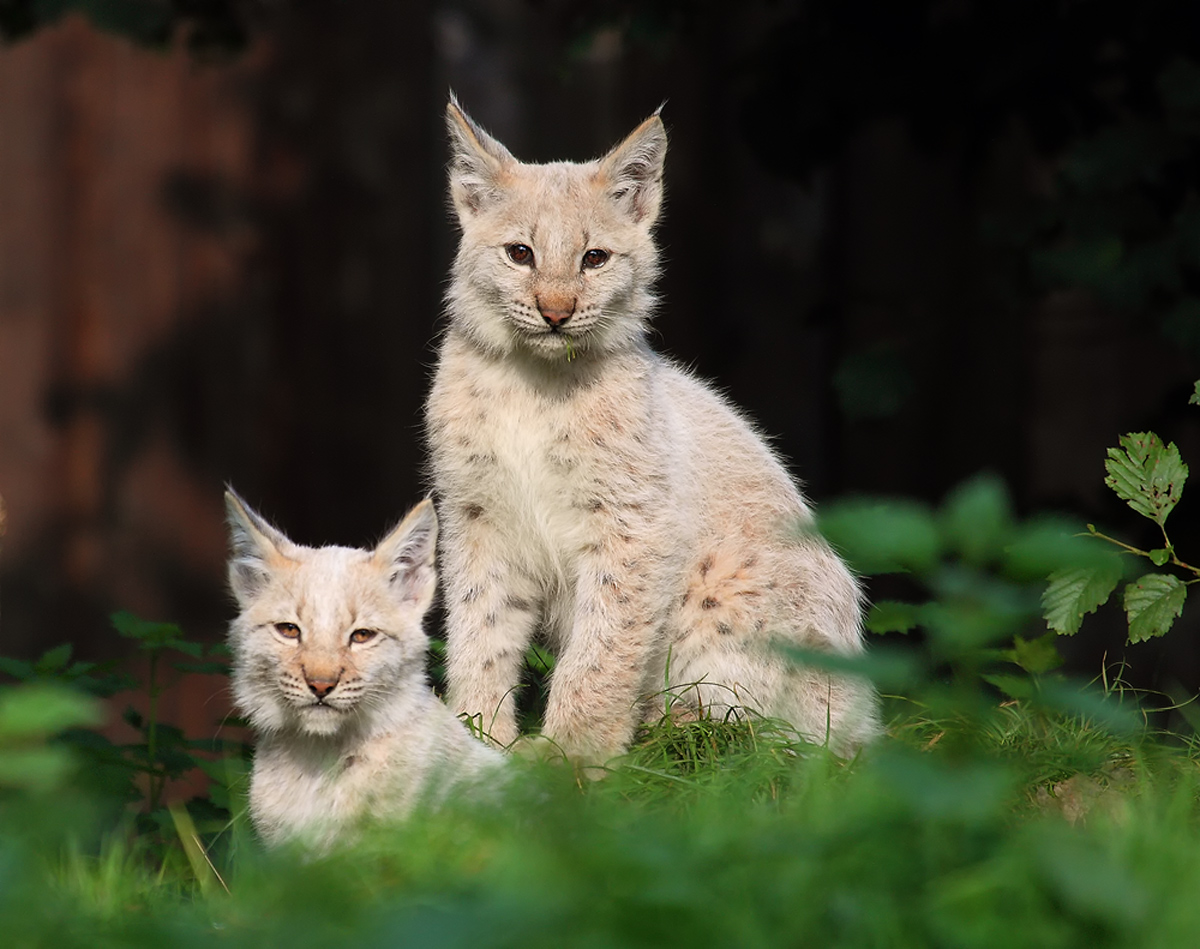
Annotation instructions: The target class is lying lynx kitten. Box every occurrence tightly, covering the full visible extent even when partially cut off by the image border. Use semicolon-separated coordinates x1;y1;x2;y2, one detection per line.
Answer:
427;99;880;767
225;491;503;848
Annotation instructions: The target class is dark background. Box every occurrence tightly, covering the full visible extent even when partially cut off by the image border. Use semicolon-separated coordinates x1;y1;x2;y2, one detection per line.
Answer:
2;0;1199;720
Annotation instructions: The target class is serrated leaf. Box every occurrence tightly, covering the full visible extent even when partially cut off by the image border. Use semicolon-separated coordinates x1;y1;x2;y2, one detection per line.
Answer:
1191;380;1200;406
866;600;924;634
1042;557;1124;635
940;472;1014;565
1124;573;1187;643
1104;432;1188;526
1006;632;1063;675
1149;548;1171;566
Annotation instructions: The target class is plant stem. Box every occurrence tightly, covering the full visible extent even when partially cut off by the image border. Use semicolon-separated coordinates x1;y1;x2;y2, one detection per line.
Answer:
1085;527;1200;577
147;649;160;812
1083;528;1145;557
1169;554;1200;577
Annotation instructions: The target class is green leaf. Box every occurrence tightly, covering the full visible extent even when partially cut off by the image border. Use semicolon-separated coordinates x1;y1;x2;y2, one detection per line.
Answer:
525;644;556;674
110;610;196;653
1149;547;1171;566
34;643;73;674
983;673;1034;701
1124;574;1187;643
940;473;1014;566
782;644;923;692
919;599;1022;653
168;640;205;659
1042;556;1124;635
0;656;34;680
1104;432;1188;526
1006;632;1063;675
0;747;79;791
866;600;924;634
1191;380;1200;406
817;499;941;576
0;684;105;740
1004;518;1114;580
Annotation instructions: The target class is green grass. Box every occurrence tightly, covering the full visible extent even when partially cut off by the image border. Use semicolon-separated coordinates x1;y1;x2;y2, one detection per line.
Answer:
6;701;1200;949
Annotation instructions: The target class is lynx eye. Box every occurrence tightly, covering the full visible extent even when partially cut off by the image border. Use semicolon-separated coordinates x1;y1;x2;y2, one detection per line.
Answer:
582;248;609;270
506;243;534;266
274;622;301;640
349;628;378;645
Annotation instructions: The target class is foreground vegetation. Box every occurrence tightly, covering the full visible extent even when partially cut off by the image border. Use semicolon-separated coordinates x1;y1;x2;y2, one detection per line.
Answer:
4;688;1200;949
4;418;1200;947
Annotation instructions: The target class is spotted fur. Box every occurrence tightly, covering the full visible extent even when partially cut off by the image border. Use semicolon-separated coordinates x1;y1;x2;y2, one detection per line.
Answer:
426;99;880;767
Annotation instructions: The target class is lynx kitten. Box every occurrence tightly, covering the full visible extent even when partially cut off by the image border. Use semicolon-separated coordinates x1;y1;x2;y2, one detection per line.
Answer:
426;99;880;767
225;491;503;848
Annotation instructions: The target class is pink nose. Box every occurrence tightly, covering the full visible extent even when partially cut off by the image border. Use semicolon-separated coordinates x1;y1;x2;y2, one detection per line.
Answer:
540;306;573;328
306;676;338;698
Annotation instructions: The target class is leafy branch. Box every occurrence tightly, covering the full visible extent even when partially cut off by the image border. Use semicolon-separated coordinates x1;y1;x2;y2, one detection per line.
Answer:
1043;398;1198;645
817;473;1133;730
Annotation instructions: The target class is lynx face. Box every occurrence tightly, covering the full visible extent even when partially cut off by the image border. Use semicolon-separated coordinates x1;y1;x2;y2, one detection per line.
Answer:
225;493;437;738
445;99;667;361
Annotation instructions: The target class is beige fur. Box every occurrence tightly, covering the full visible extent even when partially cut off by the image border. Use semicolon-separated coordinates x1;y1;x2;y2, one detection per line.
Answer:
225;491;503;848
426;99;880;767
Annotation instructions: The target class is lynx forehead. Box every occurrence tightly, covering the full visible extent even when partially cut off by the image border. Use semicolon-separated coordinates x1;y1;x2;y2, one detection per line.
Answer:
444;97;665;361
226;495;435;738
428;98;880;769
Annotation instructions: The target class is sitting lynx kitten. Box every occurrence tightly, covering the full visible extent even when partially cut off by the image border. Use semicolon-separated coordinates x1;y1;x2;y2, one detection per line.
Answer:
426;99;880;767
225;491;503;848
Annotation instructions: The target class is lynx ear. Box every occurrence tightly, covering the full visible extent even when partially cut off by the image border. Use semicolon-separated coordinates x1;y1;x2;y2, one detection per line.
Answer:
446;95;516;219
373;498;438;613
597;108;667;225
224;489;291;607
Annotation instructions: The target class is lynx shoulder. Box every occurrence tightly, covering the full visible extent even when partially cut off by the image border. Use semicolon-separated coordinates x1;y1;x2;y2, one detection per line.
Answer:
426;98;880;768
225;491;502;848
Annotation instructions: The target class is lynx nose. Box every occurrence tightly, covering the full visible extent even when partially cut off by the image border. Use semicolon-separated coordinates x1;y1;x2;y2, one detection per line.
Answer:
305;672;340;699
537;295;576;328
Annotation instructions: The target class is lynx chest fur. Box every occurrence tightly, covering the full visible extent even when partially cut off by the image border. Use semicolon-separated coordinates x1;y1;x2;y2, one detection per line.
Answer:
427;99;880;768
428;336;689;576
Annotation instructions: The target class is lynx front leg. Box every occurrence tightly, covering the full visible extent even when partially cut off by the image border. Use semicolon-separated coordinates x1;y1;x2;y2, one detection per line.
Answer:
542;542;673;766
440;510;539;749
